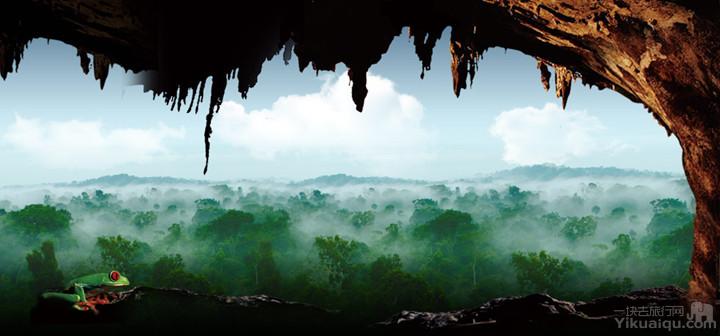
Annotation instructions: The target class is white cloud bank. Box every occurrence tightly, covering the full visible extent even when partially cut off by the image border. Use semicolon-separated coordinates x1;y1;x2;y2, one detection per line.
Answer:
215;72;434;169
3;116;185;169
490;103;628;165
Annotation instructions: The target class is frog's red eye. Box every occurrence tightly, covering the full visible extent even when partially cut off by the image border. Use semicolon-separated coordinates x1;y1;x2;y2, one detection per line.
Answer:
109;271;120;281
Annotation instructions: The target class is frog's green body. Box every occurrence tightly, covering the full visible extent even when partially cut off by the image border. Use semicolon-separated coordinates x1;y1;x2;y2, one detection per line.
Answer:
42;271;129;313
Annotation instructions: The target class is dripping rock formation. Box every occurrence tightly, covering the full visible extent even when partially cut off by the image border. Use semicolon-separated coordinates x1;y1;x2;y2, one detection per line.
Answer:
1;1;719;303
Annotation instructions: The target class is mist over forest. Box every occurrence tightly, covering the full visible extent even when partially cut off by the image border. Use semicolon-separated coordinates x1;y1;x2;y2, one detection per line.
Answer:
0;165;695;324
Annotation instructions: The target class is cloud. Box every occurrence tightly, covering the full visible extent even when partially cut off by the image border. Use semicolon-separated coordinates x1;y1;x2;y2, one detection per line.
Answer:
490;103;627;165
214;72;434;170
3;116;185;169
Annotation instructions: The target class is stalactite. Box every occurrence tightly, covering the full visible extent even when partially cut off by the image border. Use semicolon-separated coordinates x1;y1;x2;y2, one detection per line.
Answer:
554;65;573;108
348;66;368;112
537;59;551;92
0;35;27;80
450;41;466;97
203;75;228;175
92;53;111;90
186;82;199;114
196;79;206;114
77;48;90;75
283;39;294;65
176;84;189;112
409;25;442;80
449;25;483;98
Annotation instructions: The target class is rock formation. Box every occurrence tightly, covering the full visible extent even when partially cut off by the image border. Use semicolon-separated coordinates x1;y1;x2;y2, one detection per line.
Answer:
30;287;344;332
377;286;690;335
30;286;697;334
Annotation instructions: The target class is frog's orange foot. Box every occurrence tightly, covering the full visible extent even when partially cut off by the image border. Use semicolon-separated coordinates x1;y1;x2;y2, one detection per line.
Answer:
89;293;111;305
72;303;88;312
73;302;98;315
75;301;99;315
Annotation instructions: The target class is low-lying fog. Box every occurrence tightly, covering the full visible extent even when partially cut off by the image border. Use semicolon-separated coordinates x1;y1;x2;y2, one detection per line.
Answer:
0;165;695;321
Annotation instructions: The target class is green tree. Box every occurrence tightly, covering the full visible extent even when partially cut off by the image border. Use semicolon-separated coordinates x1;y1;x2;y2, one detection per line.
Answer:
249;206;290;233
195;198;221;208
409;199;442;225
369;254;403;282
366;254;446;317
382;223;402;243
211;184;234;199
168;223;183;240
609;207;626;219
417;249;455;294
611;234;632;256
151;254;184;287
244;242;281;294
96;235;147;273
350;211;375;229
511;251;573;293
26;241;64;292
455;191;479;210
314;235;367;289
413;209;478;241
92;190;114;208
647;198;693;237
6;204;71;240
499;185;536;217
150;254;210;293
383;204;396;214
195;210;254;239
540;212;564;230
650;198;687;213
132;211;157;229
561;216;597;242
647;221;693;284
506;185;532;204
288;190;331;212
191;198;226;225
163;223;183;245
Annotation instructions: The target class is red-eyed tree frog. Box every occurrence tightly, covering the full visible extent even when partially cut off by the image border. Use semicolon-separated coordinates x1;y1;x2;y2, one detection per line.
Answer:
42;271;129;314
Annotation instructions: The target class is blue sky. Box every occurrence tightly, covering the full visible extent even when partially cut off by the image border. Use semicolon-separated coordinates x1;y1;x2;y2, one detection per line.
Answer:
0;29;682;185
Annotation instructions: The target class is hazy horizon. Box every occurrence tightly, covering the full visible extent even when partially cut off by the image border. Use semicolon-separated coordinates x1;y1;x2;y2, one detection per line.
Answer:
0;164;687;188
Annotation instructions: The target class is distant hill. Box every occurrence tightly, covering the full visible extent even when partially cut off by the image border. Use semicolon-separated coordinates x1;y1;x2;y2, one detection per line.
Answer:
477;164;680;182
57;174;212;187
46;166;682;189
292;174;426;187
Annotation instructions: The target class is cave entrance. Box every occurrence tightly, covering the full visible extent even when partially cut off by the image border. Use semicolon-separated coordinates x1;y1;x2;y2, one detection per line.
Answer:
0;0;718;304
0;30;695;306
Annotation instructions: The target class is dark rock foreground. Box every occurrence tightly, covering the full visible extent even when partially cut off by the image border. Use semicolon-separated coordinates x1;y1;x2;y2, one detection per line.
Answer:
27;286;716;335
